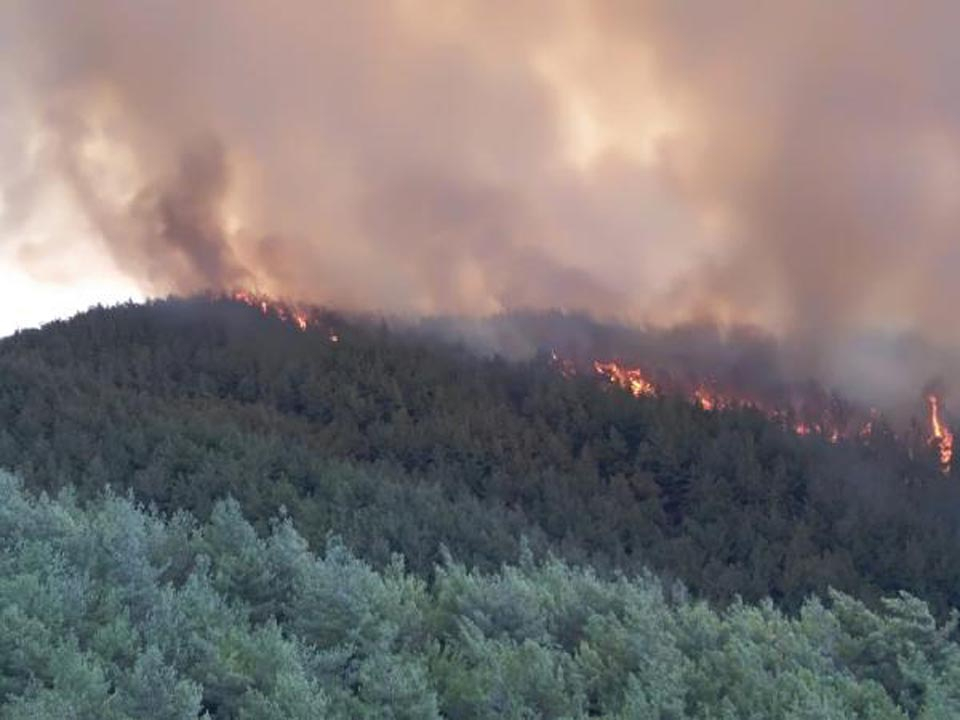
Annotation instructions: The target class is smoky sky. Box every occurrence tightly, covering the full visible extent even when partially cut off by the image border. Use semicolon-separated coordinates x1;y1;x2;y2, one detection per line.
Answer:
4;0;960;396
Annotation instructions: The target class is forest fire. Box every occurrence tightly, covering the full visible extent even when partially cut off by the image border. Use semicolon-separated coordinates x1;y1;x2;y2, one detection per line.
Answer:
594;357;828;438
585;356;954;466
230;291;339;342
232;290;310;329
590;357;860;441
928;394;953;471
593;360;655;397
594;360;757;414
693;387;719;411
225;297;956;470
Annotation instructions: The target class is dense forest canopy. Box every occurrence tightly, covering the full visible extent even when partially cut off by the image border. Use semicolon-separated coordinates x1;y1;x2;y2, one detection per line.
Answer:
1;297;959;614
8;1;960;715
0;471;957;718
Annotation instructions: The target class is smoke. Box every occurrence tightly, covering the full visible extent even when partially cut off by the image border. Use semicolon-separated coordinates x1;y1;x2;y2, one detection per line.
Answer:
3;0;960;400
129;136;249;290
613;3;960;349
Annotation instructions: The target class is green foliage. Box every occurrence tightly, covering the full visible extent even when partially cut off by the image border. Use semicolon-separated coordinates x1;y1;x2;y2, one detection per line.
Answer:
2;298;959;615
0;471;958;719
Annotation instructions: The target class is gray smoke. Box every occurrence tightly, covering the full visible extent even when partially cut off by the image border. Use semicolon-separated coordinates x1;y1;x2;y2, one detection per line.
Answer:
3;0;960;404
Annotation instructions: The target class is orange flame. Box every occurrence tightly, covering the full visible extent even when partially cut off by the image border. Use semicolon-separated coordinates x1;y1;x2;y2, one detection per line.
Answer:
593;360;656;397
927;394;953;471
555;355;948;457
693;387;724;411
584;356;862;444
232;290;324;337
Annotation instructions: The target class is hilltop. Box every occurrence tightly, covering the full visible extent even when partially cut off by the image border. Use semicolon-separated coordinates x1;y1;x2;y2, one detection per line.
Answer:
1;296;959;612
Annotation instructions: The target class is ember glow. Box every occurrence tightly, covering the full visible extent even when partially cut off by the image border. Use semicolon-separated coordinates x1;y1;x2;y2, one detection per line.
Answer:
6;0;960;437
693;387;718;412
9;1;960;358
230;290;338;341
232;290;310;330
591;357;844;438
594;361;656;397
584;355;955;463
928;394;954;471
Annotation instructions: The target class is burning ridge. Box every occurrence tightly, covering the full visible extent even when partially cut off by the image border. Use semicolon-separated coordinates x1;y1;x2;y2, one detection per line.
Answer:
574;356;953;472
225;292;955;473
229;290;339;343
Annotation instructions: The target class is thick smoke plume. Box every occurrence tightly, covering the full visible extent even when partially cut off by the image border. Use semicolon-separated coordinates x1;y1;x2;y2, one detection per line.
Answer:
3;1;960;403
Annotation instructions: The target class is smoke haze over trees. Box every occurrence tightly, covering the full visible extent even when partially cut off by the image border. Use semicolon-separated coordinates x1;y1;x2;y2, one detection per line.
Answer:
5;1;960;399
2;298;960;613
0;298;958;715
5;4;960;714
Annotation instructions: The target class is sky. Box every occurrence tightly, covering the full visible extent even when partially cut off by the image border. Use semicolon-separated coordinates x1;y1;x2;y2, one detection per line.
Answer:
0;164;142;337
2;0;960;395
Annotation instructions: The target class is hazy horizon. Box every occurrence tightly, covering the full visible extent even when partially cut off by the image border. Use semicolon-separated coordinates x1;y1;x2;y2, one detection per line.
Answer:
4;1;960;398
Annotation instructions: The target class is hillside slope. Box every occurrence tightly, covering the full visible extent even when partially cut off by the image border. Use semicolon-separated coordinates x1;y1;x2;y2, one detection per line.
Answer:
1;471;957;718
1;297;959;610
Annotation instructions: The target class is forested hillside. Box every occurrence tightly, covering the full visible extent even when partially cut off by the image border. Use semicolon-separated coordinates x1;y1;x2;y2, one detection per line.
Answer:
1;297;959;614
1;472;958;718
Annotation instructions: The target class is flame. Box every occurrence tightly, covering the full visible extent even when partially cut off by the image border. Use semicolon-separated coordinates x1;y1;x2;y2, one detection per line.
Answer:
593;360;656;397
789;421;839;442
927;394;953;471
693;386;727;411
231;290;339;342
693;387;714;410
220;304;942;470
232;290;311;330
553;354;954;463
579;356;872;445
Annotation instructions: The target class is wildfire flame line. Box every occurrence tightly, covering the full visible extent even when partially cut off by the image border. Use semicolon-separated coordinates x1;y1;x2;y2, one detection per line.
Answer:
222;307;954;471
585;358;954;471
230;290;339;342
